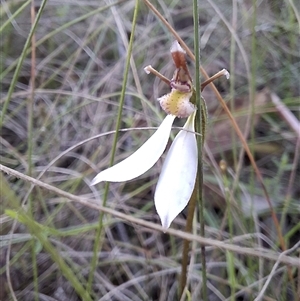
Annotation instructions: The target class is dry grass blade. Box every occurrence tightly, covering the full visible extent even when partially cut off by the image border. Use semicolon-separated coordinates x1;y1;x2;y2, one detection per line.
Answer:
270;92;300;135
2;1;299;299
1;164;300;268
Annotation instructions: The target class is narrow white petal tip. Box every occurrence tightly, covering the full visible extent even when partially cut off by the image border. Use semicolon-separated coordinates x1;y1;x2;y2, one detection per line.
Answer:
221;69;230;79
90;175;102;186
90;171;111;186
160;218;171;231
90;115;176;184
144;65;152;74
170;40;185;54
159;213;175;230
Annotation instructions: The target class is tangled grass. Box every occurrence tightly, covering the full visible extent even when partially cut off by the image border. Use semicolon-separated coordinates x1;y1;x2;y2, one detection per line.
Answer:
1;0;299;300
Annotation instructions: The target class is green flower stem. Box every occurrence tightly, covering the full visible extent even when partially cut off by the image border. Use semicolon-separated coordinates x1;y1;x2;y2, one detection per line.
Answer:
28;3;38;300
180;0;208;299
193;0;208;300
180;175;199;296
221;163;236;300
229;0;237;169
87;0;140;293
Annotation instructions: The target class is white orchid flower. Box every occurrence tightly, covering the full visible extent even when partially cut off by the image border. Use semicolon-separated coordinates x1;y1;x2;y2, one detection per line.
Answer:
91;42;199;229
90;40;228;229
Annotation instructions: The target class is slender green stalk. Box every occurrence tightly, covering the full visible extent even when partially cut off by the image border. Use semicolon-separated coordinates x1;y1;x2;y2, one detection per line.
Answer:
179;176;198;296
28;3;38;300
0;0;31;33
281;137;300;228
230;0;237;168
250;0;257;206
87;0;140;293
0;0;48;128
249;0;263;293
221;163;236;300
192;0;207;300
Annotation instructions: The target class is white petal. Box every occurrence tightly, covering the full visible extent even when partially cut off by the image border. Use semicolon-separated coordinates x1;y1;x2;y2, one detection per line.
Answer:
154;111;197;229
90;115;176;185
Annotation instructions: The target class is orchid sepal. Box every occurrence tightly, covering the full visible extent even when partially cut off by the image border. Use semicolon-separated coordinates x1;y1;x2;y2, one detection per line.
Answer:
90;114;176;185
154;110;198;229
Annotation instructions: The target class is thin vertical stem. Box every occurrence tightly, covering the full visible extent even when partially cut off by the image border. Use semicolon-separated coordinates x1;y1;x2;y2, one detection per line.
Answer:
179;176;198;296
28;1;36;190
29;2;38;300
250;0;257;199
179;70;227;298
221;162;236;300
87;0;140;293
247;0;258;287
230;0;237;168
192;0;207;300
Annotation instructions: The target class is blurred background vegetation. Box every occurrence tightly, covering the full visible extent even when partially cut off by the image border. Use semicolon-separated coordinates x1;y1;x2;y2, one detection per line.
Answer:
1;0;299;300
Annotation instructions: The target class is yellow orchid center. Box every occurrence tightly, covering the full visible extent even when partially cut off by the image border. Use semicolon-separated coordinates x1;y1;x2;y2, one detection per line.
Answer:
158;89;195;118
